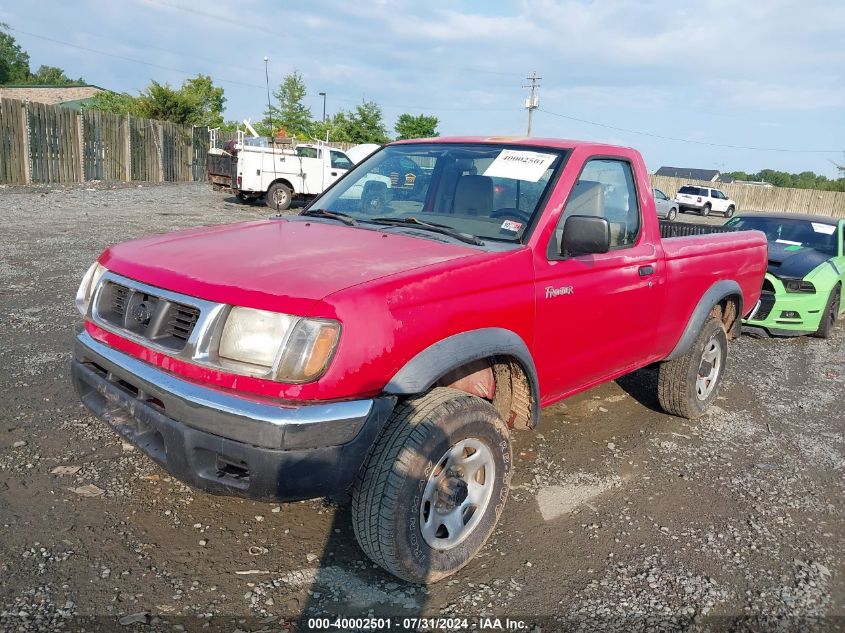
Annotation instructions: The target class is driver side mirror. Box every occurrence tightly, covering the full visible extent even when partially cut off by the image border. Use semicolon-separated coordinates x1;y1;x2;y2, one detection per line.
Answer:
560;215;611;257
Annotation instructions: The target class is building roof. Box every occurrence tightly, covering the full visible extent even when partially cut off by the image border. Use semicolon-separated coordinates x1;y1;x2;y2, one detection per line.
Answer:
0;85;106;106
655;166;720;181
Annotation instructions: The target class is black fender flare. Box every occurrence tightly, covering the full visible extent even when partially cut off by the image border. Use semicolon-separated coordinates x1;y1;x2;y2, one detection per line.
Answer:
665;280;743;360
384;327;540;428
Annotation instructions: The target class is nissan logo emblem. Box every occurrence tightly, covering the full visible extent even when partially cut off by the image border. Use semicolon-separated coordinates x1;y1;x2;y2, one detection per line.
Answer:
131;302;152;324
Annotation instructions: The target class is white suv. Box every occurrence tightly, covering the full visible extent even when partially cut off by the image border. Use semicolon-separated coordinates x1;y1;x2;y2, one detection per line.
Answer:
675;185;737;217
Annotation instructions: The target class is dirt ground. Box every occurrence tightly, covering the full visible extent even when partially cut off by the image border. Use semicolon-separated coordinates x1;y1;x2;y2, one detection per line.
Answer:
1;182;843;632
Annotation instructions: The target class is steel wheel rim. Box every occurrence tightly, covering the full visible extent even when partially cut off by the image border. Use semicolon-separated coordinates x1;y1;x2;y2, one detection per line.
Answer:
696;337;722;400
419;438;495;551
273;188;288;206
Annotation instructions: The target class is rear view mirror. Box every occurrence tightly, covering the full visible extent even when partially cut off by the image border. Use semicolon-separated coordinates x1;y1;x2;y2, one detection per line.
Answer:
560;215;611;257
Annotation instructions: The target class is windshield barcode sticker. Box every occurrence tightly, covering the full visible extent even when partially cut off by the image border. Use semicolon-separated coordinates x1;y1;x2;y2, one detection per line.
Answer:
811;222;836;235
483;150;556;182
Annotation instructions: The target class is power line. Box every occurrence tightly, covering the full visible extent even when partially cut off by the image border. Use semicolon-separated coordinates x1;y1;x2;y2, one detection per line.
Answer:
7;26;267;91
538;108;843;154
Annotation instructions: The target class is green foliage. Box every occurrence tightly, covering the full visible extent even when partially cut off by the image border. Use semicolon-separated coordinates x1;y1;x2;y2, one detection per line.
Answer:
262;71;312;138
0;23;33;84
86;75;226;127
28;65;85;86
88;90;137;115
180;74;226;127
394;113;439;140
0;23;84;85
725;169;845;193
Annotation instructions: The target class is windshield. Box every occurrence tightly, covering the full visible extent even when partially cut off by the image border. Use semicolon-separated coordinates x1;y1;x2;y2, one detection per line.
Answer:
726;216;839;256
310;143;566;242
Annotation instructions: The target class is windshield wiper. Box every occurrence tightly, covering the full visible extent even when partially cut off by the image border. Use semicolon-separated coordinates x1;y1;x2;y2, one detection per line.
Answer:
367;216;484;246
300;208;358;226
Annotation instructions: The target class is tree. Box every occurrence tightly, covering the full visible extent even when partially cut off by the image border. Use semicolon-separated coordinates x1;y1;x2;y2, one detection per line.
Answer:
86;74;226;127
0;23;32;84
394;113;439;140
134;81;196;124
262;71;312;138
180;74;226;127
331;100;389;143
88;90;137;115
28;65;85;86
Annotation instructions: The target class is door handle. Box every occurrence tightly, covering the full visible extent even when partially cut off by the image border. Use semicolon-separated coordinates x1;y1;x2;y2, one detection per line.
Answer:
331;171;338;176
639;265;655;277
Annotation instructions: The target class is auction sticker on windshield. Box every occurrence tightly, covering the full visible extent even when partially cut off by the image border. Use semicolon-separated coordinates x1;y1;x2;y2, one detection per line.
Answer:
483;149;556;182
811;222;836;235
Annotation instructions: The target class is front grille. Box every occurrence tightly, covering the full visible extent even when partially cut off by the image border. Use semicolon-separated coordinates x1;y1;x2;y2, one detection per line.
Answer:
754;291;776;321
166;304;200;344
94;281;201;352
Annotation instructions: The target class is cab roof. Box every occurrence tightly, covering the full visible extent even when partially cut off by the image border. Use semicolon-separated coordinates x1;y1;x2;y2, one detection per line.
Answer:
389;135;634;153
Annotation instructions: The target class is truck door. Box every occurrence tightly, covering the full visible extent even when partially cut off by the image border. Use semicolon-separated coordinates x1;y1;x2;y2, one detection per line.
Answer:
326;150;353;189
533;158;665;400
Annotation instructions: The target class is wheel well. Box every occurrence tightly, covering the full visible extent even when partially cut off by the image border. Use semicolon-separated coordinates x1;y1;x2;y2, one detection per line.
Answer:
435;355;535;430
269;178;294;193
710;294;741;339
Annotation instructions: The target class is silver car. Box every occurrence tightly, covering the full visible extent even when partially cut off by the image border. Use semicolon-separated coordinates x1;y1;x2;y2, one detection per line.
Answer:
653;188;678;221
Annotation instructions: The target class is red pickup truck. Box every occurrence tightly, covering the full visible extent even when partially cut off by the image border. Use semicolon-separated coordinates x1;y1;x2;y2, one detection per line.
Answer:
72;137;767;583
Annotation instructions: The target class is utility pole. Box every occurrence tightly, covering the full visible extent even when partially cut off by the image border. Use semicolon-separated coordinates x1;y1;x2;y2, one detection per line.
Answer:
318;92;327;122
524;71;541;136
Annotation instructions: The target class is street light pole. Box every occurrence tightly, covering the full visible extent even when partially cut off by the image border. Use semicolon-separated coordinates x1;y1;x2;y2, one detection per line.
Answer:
318;92;327;122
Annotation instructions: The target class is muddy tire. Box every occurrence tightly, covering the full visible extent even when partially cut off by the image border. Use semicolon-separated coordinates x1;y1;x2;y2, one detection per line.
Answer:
351;388;511;584
658;317;728;419
266;182;292;211
813;284;840;339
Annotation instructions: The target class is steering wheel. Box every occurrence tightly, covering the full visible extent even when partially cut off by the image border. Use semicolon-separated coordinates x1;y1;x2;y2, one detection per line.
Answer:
491;208;532;223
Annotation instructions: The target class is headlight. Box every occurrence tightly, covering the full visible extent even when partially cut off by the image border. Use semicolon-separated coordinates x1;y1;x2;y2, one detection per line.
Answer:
218;307;340;382
784;280;816;293
75;262;108;316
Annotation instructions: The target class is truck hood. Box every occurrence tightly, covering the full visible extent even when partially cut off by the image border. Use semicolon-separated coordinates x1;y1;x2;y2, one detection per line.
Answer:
100;219;477;313
766;241;831;279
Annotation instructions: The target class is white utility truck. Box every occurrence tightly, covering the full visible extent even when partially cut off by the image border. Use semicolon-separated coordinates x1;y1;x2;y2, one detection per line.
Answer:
207;130;357;210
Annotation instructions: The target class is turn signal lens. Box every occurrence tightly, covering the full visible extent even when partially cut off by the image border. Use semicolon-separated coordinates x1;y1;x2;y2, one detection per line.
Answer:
276;319;341;383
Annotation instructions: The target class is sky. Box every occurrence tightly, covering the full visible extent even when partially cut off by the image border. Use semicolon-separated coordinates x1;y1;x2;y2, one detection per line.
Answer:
3;0;844;176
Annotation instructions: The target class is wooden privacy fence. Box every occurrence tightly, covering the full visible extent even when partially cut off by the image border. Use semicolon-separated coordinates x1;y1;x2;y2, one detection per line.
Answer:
0;97;206;185
651;175;845;218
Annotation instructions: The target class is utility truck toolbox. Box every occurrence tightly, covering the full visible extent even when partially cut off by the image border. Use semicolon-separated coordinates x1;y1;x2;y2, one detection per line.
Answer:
72;136;768;583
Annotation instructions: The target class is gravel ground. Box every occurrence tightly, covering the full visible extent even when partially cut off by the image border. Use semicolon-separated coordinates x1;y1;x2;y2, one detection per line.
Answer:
1;181;844;632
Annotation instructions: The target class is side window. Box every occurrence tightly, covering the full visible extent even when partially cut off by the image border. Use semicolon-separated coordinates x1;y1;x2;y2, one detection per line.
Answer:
330;150;353;170
555;158;641;252
296;147;320;159
654;188;666;200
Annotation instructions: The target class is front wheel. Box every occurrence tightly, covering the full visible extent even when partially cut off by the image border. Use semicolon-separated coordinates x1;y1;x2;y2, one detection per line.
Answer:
658;317;728;419
351;388;511;583
813;285;841;339
668;207;677;221
725;205;735;218
266;182;292;211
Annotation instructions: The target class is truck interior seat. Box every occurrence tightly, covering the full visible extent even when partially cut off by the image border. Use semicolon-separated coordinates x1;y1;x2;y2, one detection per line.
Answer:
453;175;494;216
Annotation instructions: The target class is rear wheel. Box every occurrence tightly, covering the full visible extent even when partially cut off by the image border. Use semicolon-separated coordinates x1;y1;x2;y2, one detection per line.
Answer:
668;207;677;221
351;388;511;583
266;182;292;211
813;285;841;339
658;317;728;419
701;204;711;217
725;205;735;218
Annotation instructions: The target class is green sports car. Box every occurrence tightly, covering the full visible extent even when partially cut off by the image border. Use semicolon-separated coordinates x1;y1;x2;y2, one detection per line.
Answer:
725;213;845;338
